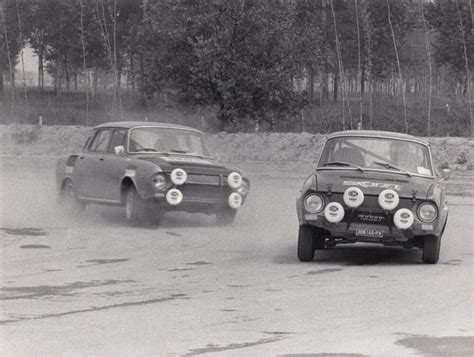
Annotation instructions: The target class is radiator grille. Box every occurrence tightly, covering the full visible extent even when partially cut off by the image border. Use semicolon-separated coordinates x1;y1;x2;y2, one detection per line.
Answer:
186;173;221;186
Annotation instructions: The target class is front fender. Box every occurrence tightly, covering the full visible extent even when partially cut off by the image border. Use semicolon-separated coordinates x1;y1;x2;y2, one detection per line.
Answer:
121;159;162;200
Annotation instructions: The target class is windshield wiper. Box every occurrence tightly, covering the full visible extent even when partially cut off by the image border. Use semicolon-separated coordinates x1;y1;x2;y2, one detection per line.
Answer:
372;161;412;177
170;149;189;154
135;148;160;152
323;161;364;172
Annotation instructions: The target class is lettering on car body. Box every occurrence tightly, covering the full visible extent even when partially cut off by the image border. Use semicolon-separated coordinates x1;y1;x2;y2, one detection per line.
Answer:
358;214;385;223
343;180;401;191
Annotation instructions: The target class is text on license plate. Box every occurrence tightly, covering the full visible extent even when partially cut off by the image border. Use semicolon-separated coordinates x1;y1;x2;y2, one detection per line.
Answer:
356;228;383;238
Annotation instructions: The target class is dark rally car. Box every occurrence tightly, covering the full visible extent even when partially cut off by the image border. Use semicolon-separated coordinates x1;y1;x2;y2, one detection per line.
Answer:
56;121;249;225
296;130;449;264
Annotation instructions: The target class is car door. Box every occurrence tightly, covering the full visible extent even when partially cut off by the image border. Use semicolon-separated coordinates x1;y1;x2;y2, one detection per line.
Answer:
101;128;129;201
75;128;112;199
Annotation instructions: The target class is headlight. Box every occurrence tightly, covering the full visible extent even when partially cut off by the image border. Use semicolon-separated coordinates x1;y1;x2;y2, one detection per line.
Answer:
417;202;438;222
152;173;167;190
343;187;364;208
394;208;414;230
236;179;249;195
304;194;324;213
378;189;399;210
227;172;243;189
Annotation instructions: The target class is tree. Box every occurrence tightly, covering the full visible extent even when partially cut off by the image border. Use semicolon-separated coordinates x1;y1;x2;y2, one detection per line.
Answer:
425;0;473;95
0;0;21;97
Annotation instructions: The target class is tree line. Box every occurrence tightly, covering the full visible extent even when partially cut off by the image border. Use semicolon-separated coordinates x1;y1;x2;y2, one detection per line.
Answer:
0;0;472;134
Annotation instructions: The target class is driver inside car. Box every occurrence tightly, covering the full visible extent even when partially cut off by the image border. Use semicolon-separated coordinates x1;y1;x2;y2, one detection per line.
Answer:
389;140;423;174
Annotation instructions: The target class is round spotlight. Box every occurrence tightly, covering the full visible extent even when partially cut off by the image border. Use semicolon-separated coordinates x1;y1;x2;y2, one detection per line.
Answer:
343;187;364;208
227;172;243;189
170;168;187;185
166;188;183;205
324;202;345;223
394;208;414;230
228;192;242;209
378;189;399;210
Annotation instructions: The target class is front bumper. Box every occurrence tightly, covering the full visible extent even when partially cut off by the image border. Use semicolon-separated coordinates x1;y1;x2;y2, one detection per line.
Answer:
303;212;441;244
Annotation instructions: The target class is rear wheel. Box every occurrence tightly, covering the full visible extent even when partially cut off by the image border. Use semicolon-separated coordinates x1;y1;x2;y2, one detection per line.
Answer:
60;180;85;214
422;235;441;264
216;207;237;225
298;225;316;262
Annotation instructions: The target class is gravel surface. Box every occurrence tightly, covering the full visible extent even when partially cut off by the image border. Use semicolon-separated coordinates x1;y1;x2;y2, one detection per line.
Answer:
0;156;473;356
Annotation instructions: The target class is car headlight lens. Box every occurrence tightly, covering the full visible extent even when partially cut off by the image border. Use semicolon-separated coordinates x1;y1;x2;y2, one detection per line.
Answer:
343;187;364;208
236;179;249;195
152;173;167;190
417;202;438;222
304;194;324;213
227;172;243;189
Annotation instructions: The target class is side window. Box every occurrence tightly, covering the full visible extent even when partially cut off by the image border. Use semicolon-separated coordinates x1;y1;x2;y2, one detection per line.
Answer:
88;129;111;152
83;135;92;149
107;129;127;153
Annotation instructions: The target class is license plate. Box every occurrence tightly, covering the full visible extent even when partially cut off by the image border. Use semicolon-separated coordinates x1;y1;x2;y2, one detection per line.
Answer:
356;228;383;238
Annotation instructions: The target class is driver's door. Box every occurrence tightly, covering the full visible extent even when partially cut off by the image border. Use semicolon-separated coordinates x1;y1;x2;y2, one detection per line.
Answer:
75;128;112;199
101;129;129;201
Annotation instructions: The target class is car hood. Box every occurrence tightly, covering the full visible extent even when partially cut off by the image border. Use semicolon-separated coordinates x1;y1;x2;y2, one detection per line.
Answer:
315;169;434;199
135;155;232;174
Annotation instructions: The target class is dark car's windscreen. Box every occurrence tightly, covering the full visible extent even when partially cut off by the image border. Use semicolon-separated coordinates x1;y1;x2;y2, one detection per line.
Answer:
318;137;433;176
128;127;210;157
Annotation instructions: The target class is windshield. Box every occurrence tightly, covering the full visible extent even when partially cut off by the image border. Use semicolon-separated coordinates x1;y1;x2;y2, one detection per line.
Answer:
318;137;433;176
128;127;210;157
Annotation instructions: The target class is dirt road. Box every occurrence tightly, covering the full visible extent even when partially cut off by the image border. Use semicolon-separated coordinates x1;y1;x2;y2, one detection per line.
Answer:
1;157;473;356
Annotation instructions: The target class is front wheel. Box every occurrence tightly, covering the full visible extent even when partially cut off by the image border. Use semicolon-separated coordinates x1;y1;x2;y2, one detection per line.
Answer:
216;207;237;225
422;235;441;264
125;187;152;225
60;180;85;214
297;225;316;262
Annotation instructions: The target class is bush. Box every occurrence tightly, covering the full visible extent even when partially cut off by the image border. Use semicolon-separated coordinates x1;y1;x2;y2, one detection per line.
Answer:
456;151;468;165
10;126;40;144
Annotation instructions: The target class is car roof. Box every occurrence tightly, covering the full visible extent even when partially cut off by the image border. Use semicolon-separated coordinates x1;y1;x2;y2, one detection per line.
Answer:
93;121;203;133
327;130;429;145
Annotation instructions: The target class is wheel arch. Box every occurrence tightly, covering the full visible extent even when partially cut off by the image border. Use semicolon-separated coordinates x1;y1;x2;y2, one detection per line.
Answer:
60;177;73;194
120;176;137;204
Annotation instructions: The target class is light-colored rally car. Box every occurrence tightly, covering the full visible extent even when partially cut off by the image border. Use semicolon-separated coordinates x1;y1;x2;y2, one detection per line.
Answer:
296;130;449;264
56;121;249;225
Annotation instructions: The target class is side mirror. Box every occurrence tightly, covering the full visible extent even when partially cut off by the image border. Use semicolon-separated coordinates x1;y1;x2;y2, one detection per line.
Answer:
114;145;125;156
441;168;450;181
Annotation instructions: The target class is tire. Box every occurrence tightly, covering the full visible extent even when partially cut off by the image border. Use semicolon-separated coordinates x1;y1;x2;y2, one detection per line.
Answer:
314;232;326;250
297;225;316;262
125;186;153;225
60;180;85;214
422;235;441;264
216;207;237;225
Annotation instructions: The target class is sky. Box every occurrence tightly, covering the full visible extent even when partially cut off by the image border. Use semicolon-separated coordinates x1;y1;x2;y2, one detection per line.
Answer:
16;46;38;73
